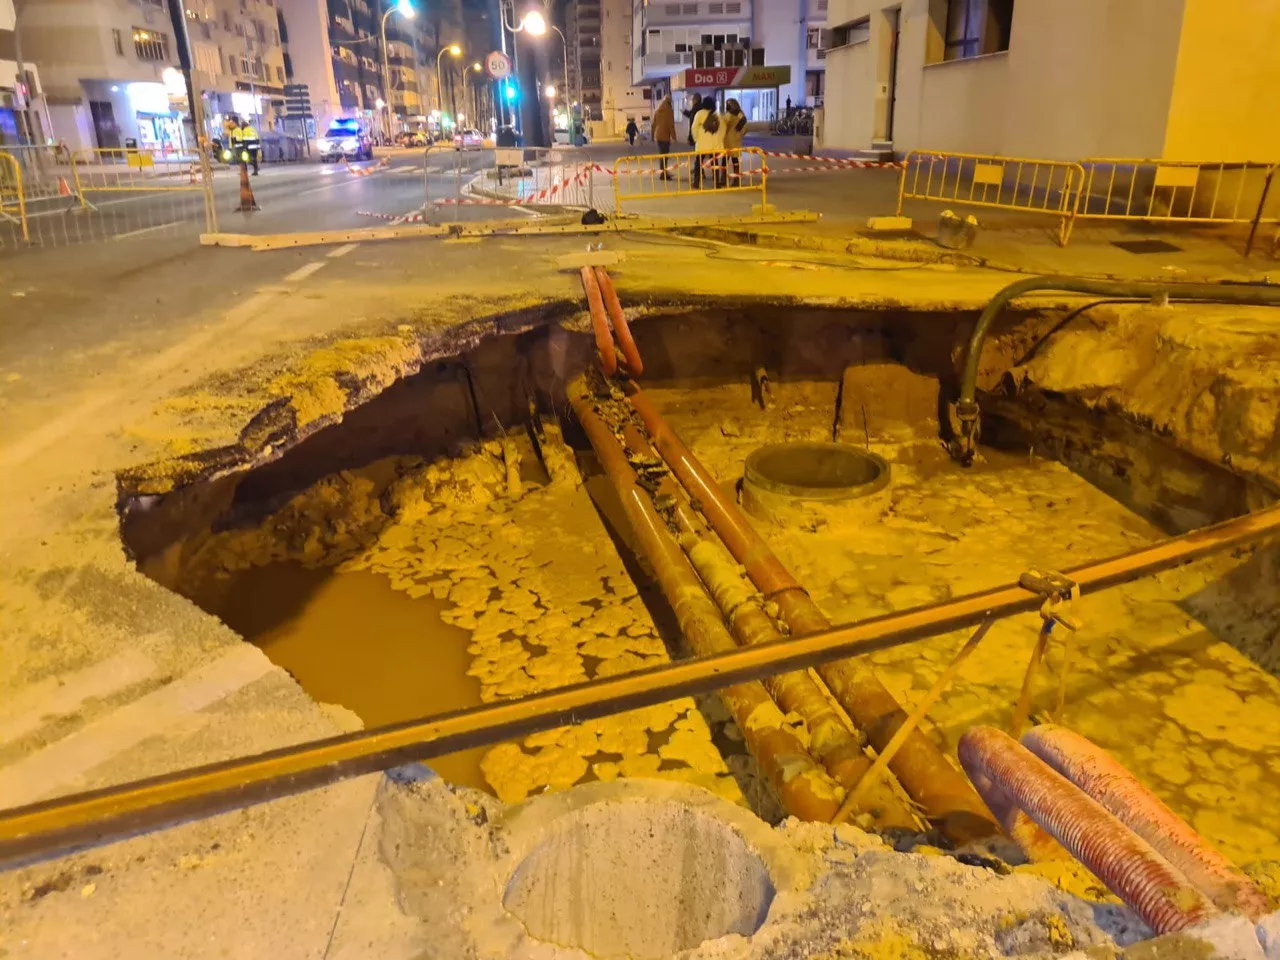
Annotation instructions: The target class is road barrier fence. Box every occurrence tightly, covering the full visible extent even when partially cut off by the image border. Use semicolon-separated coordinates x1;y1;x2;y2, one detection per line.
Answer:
1;144;217;250
897;149;1279;250
613;146;767;214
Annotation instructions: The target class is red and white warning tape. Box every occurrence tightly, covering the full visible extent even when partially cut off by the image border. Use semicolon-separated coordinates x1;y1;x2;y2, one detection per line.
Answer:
758;151;903;170
343;156;392;177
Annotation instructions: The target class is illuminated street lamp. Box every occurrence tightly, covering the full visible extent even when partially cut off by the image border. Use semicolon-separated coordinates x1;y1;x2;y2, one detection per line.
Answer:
381;0;415;139
544;84;556;99
436;43;463;134
463;62;485;132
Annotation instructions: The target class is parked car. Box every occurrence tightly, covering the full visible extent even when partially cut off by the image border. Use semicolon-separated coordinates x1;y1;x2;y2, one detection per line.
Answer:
317;118;373;162
453;128;484;150
553;127;590;146
395;130;429;148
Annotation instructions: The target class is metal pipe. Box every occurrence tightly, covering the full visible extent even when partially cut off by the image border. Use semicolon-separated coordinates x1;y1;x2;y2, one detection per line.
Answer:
579;267;617;376
3;504;1277;868
624;384;1001;842
570;380;843;821
953;276;1280;464
594;268;644;376
618;424;920;830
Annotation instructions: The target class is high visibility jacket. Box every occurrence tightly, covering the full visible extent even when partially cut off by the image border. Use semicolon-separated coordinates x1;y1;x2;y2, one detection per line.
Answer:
234;124;260;143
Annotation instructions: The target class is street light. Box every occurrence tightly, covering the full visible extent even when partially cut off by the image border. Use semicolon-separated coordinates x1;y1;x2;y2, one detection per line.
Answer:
520;9;547;35
463;62;485;133
381;0;415;140
436;43;462;135
544;84;556;99
549;24;573;143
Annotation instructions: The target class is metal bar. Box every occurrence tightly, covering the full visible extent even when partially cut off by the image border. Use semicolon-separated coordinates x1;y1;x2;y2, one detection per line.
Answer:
2;504;1277;867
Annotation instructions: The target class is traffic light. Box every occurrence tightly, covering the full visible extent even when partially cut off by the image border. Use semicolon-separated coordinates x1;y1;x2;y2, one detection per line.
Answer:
503;82;518;102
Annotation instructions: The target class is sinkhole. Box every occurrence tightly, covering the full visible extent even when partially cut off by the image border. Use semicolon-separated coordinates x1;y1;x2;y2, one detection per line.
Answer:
116;301;1280;862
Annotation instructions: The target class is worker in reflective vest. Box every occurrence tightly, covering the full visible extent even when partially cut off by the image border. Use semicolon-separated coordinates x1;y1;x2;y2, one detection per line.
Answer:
233;121;261;175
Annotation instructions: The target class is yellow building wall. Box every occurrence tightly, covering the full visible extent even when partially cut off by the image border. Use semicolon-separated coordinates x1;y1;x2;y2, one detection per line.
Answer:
1163;0;1280;161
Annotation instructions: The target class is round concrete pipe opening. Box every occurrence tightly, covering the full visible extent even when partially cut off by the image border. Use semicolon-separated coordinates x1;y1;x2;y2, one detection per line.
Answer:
743;442;890;524
502;798;775;959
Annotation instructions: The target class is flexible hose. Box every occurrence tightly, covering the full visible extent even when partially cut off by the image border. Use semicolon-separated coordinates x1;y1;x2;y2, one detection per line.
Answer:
959;726;1218;934
1021;725;1270;919
952;276;1280;464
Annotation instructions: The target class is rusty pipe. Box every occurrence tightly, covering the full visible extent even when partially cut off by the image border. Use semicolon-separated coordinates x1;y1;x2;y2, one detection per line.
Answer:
579;266;617;376
625;383;999;842
1022;725;1270;919
959;726;1218;934
570;379;844;821
620;424;922;831
593;267;644;376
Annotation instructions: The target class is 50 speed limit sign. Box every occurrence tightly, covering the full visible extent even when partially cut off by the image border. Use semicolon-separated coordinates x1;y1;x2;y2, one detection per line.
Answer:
485;51;512;80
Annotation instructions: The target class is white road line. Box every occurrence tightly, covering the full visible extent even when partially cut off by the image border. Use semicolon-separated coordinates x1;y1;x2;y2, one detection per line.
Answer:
114;221;183;239
294;171;391;198
0;646;275;807
0;651;156;747
284;260;328;282
327;243;360;258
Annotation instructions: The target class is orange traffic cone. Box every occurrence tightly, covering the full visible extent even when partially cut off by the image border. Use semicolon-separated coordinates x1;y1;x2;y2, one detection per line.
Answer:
234;161;259;212
57;176;73;197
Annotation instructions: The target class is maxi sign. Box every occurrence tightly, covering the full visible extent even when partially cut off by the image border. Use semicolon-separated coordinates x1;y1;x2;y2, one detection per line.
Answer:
679;65;792;89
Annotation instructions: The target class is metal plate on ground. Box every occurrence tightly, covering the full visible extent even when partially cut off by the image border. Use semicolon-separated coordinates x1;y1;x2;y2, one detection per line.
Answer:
1111;239;1183;254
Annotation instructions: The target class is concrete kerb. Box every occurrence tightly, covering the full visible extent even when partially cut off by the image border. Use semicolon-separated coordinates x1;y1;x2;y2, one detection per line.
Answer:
198;210;822;253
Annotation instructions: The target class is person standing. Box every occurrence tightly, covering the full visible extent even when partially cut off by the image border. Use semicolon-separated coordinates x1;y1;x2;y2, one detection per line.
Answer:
723;98;747;182
652;96;675;180
625;117;639;146
690;100;723;189
683;94;702;147
234;118;261;175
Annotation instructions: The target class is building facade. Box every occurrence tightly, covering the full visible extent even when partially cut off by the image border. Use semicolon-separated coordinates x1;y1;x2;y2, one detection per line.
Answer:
566;0;601;122
16;0;286;152
822;0;1280;160
597;0;645;134
630;0;825;120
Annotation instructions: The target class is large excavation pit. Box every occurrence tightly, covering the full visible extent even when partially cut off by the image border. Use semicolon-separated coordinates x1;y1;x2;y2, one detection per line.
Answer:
117;302;1280;881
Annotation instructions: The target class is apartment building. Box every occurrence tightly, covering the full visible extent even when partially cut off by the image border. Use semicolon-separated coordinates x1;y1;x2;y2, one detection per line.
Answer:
631;0;825;120
566;0;601;121
822;0;1280;160
598;0;646;134
16;0;285;151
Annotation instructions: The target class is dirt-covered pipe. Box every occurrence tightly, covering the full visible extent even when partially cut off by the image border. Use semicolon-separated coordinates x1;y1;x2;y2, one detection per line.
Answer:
953;276;1280;464
959;726;1219;934
593;267;644;376
1021;725;1270;919
624;383;999;843
579;266;617;376
569;378;844;821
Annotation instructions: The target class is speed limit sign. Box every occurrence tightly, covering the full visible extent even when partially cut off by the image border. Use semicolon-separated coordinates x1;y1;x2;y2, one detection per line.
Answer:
485;51;512;80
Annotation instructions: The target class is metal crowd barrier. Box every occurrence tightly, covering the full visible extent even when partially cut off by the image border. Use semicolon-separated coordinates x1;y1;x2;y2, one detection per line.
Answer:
1076;158;1279;229
897;150;1084;246
0;151;27;242
612;147;768;214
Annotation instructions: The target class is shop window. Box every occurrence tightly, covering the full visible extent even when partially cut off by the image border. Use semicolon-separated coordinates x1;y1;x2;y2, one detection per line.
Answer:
112;28;124;56
132;28;170;62
930;0;1014;62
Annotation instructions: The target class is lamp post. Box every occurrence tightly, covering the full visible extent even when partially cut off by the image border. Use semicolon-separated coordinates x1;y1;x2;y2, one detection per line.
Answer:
463;62;484;133
436;43;462;133
549;24;573;143
500;2;550;142
381;0;415;141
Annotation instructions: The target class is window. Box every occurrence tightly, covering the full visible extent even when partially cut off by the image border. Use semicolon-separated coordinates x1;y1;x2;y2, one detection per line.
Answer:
112;28;124;56
133;28;170;61
277;65;285;81
708;2;723;12
228;57;237;75
933;0;1013;62
725;2;741;12
682;3;697;13
830;16;869;48
199;22;212;39
222;10;231;30
664;2;680;12
817;0;827;11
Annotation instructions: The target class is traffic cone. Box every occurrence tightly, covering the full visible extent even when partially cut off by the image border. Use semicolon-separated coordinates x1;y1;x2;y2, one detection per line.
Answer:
234;161;259;212
58;176;72;197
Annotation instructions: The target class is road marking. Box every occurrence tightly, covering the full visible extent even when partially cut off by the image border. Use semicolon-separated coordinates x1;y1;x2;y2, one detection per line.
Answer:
284;260;328;282
295;169;393;198
0;651;156;748
0;646;275;807
327;243;360;258
114;221;183;239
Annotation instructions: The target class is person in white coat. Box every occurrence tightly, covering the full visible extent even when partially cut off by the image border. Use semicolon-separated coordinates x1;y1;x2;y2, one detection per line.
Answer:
690;101;725;189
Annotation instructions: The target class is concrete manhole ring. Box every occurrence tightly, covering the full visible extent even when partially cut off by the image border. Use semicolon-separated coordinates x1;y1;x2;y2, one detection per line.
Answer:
494;780;807;960
743;442;890;524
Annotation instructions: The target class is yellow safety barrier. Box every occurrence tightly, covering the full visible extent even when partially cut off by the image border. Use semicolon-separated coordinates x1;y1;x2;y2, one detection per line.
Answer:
0;151;29;243
71;147;204;195
1077;159;1279;227
613;147;768;213
897;150;1085;246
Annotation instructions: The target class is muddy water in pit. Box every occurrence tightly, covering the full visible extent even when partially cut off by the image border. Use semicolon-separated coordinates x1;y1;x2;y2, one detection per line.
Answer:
208;562;488;789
